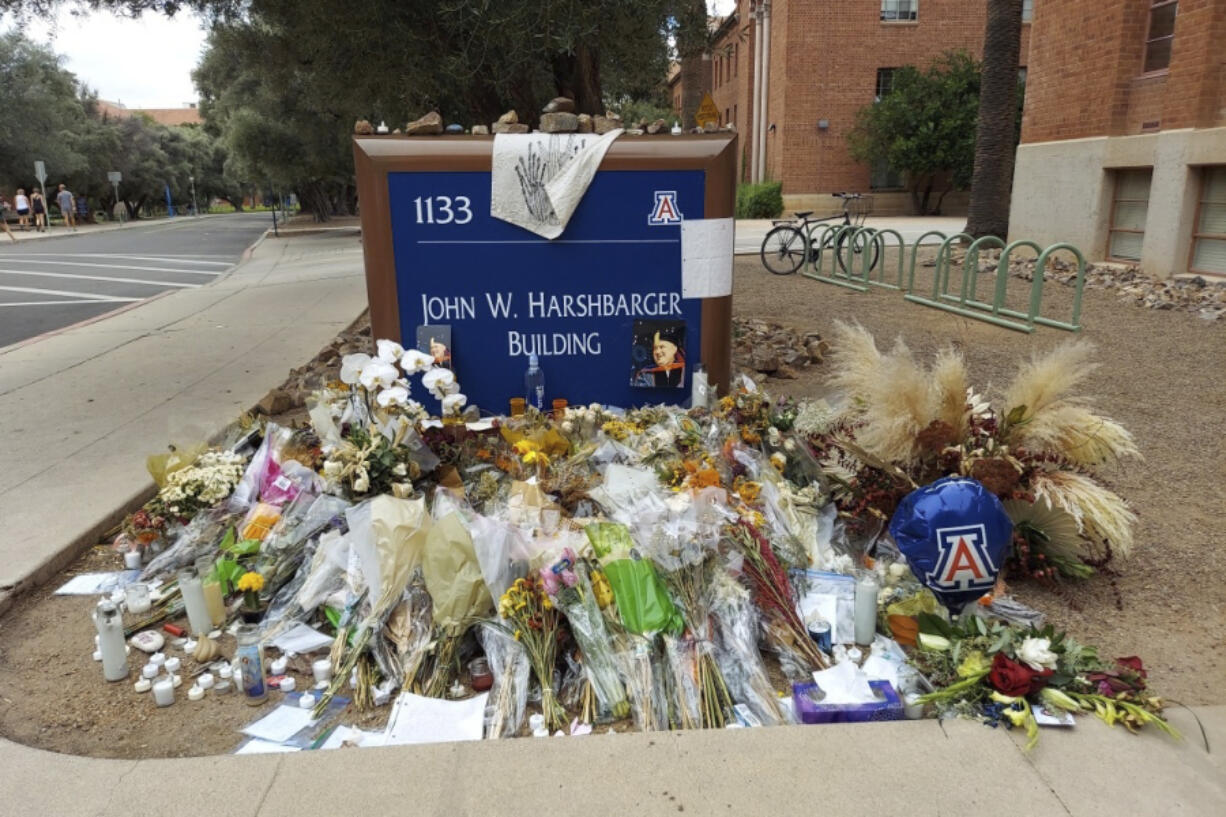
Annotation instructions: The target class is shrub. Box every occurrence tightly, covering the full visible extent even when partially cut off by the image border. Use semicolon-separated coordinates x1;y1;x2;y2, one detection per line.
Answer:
736;181;783;219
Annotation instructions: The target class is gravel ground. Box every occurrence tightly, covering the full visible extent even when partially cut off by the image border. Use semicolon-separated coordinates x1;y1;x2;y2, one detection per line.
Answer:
0;251;1220;760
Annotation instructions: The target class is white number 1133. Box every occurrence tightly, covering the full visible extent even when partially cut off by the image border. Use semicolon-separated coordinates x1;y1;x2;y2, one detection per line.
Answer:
414;196;472;225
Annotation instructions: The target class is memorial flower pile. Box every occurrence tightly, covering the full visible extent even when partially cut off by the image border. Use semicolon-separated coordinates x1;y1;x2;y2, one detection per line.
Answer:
111;328;1174;748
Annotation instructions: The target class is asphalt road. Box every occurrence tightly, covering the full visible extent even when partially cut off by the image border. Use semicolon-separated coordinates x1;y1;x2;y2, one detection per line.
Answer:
0;213;270;348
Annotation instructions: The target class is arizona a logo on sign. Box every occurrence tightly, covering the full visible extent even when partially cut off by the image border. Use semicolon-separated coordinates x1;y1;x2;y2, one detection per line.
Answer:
648;191;682;225
927;524;997;595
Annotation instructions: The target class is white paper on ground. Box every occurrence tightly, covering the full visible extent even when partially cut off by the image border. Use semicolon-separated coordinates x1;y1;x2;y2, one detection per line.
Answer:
234;738;303;755
270;622;335;654
54;570;141;595
811;660;879;705
319;725;388;750
382;692;488;746
240;704;318;743
1032;705;1076;727
681;218;735;298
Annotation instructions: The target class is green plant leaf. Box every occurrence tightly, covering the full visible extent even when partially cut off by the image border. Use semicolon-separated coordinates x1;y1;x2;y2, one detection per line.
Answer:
1005;405;1028;425
210;556;244;594
917;611;954;639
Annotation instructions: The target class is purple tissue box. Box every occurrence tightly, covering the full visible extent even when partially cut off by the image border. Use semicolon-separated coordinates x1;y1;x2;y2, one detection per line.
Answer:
792;679;904;724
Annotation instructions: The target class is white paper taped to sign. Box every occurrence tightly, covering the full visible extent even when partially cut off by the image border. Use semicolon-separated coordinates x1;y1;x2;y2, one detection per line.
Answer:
681;217;734;299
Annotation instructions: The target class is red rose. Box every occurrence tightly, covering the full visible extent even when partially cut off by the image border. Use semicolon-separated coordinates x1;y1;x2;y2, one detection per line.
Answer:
988;652;1053;697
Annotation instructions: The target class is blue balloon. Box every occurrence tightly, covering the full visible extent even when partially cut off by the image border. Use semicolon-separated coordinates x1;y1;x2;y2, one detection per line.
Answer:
888;477;1013;610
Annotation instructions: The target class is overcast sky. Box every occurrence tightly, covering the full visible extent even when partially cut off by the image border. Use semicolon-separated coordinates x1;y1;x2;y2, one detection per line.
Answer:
5;1;738;111
5;6;207;109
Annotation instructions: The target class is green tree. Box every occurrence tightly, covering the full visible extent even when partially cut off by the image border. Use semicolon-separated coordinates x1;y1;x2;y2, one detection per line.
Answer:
848;51;981;215
965;0;1024;240
0;32;91;190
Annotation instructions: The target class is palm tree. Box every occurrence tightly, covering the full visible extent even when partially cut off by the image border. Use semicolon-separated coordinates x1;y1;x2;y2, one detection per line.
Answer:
965;0;1024;240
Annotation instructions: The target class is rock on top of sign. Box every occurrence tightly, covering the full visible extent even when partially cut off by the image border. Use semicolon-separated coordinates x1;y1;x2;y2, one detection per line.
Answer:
471;124;490;135
542;97;575;114
492;122;530;134
646;119;667;134
576;113;593;133
539;112;579;133
353;119;374;135
497;110;519;125
405;111;444;136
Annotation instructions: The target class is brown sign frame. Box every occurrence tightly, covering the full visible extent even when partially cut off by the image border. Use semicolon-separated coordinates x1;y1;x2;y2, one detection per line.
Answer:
353;134;736;398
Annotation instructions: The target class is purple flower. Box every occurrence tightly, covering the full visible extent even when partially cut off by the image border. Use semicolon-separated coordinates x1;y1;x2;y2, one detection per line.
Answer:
561;547;577;564
539;568;560;596
561;569;578;588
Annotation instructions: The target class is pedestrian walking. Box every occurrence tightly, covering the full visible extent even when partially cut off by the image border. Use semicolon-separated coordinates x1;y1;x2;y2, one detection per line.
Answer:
14;188;30;230
30;189;47;231
56;184;77;230
0;194;17;242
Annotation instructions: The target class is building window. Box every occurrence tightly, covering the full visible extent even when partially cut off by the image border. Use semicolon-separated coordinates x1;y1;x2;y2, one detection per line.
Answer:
1191;167;1226;275
1144;1;1177;73
871;158;904;190
1108;169;1152;262
875;67;897;101
1022;0;1033;22
734;44;738;76
881;1;918;22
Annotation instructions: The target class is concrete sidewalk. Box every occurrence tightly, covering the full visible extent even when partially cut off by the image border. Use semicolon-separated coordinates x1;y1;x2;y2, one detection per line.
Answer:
0;231;367;603
0;228;1222;815
0;702;1221;815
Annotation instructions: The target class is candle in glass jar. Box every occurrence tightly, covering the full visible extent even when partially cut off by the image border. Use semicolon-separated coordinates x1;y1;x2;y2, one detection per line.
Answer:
124;583;152;614
177;567;212;636
853;575;879;646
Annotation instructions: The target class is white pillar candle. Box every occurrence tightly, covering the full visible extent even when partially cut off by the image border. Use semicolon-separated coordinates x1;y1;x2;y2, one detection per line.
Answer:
124;550;143;570
270;656;288;676
152;679;174;707
853;575;879;646
312;659;332;684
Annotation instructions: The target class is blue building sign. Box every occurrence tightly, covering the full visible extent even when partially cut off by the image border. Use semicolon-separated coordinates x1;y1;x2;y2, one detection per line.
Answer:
354;136;736;414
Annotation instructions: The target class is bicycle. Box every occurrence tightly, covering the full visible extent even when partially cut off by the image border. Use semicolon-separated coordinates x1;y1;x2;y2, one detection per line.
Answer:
759;192;880;276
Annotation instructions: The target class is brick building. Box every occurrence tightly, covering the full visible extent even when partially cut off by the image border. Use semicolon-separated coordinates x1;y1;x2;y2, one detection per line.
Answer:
682;1;1030;215
1009;0;1226;278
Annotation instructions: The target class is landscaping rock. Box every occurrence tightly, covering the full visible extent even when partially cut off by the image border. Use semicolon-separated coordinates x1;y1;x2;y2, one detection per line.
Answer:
542;96;575;114
538;112;579;133
492;122;530;134
404;111;443;135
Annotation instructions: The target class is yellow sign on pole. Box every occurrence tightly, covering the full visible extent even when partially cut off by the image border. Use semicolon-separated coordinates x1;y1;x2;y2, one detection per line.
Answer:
695;92;720;128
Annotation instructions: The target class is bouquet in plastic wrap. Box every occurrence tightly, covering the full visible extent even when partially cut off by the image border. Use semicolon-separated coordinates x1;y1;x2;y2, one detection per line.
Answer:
479;622;531;738
542;548;629;722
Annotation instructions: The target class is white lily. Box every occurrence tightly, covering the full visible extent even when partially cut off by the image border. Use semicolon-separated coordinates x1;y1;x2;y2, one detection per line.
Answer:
400;349;434;375
376;384;410;408
441;392;467;416
376;339;405;363
339;353;371;385
1018;637;1059;671
421;367;457;400
359;359;400;390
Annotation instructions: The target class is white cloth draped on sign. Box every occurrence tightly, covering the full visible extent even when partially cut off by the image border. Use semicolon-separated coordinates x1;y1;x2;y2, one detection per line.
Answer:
490;129;623;239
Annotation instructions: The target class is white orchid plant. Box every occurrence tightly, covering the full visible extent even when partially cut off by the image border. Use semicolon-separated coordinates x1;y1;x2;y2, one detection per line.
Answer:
319;338;468;499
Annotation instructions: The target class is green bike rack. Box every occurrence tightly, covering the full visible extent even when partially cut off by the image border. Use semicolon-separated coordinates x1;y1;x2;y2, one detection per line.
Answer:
864;228;907;291
905;230;949;293
802;224;870;292
788;226;1088;333
940;235;1005;304
929;233;975;301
